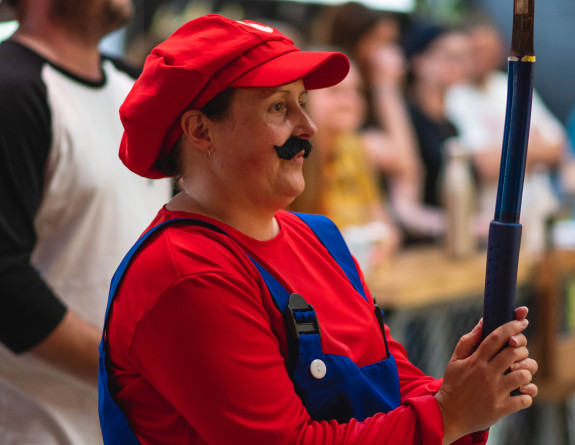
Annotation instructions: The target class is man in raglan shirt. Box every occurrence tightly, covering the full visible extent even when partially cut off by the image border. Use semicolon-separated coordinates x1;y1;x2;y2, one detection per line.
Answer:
0;0;171;443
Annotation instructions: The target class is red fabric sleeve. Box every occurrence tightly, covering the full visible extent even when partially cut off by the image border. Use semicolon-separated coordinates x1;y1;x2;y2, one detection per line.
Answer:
384;327;488;445
126;273;447;445
112;211;488;444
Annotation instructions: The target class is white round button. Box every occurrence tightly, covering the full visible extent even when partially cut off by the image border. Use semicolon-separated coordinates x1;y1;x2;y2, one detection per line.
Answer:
310;359;327;379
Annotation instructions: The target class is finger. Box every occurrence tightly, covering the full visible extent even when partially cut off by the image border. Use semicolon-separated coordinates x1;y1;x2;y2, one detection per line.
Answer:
514;306;528;321
492;346;529;373
505;392;534;414
478;319;529;360
508;333;527;348
510;358;538;376
451;320;483;360
503;368;533;393
518;383;538;398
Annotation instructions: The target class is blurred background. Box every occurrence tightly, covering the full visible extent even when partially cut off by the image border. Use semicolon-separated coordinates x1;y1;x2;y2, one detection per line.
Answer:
2;0;574;443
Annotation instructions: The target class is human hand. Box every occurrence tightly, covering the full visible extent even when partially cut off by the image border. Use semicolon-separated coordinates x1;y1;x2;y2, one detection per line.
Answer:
435;308;538;444
509;307;539;398
370;44;406;88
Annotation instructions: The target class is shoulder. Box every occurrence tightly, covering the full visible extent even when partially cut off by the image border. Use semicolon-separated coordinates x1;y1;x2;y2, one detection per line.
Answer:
113;219;268;329
101;53;142;80
0;40;47;76
0;41;51;150
0;40;48;105
125;219;264;290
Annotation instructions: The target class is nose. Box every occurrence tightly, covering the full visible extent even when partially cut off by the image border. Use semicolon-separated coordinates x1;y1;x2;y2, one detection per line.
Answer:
293;108;318;140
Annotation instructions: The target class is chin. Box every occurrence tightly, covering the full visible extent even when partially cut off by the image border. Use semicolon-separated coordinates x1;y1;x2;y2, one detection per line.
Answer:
277;184;304;207
291;179;306;198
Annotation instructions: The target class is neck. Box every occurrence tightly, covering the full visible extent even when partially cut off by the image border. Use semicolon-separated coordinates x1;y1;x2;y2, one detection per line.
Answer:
167;190;281;242
13;21;103;81
472;73;490;90
412;82;446;121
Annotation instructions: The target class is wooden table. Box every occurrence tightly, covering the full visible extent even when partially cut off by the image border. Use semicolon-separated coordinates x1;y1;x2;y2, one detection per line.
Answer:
532;249;575;400
367;245;535;310
367;244;575;401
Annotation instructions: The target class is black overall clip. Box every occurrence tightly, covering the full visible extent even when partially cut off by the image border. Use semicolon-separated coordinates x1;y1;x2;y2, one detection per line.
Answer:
285;293;321;340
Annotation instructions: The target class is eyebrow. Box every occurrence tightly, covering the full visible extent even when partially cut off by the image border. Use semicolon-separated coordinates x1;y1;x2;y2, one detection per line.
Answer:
277;88;308;96
256;87;308;98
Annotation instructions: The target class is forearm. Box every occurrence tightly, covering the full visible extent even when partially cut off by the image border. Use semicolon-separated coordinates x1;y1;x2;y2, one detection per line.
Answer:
472;126;564;183
1;260;100;384
388;177;446;238
525;127;564;170
372;84;420;174
30;309;100;385
0;260;67;352
128;278;447;444
472;147;502;183
294;400;445;444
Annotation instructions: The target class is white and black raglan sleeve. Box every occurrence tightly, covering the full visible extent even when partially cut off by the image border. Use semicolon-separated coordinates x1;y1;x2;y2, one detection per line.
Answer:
0;41;67;353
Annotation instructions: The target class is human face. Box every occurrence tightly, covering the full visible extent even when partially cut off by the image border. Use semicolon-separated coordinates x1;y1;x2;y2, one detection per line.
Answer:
50;0;133;42
356;18;400;67
208;80;317;212
308;64;366;135
413;31;473;89
469;25;506;80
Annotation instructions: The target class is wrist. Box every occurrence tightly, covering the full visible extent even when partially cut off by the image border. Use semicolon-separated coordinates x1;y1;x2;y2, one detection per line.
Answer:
373;83;401;95
435;391;460;445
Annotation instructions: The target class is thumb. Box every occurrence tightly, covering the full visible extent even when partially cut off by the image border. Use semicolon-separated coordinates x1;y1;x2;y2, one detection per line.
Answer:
451;320;483;361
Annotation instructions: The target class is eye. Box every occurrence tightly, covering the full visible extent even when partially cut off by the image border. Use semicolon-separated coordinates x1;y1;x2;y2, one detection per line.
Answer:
272;102;286;112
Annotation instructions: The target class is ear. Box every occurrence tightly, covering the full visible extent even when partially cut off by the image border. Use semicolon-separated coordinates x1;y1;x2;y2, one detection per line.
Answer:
180;110;212;151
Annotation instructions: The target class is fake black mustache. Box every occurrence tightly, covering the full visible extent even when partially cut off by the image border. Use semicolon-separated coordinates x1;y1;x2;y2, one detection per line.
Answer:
274;136;313;160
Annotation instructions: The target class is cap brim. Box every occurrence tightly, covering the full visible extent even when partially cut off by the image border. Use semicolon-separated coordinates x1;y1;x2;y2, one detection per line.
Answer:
230;51;350;91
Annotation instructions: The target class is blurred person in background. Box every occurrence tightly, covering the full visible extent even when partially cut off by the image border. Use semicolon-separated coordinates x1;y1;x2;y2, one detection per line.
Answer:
316;1;447;249
317;1;415;180
0;0;171;443
403;22;477;245
446;17;565;251
290;59;401;271
562;106;575;205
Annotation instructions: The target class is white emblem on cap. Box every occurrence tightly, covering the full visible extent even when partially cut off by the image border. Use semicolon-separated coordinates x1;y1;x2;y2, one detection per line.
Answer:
237;21;274;33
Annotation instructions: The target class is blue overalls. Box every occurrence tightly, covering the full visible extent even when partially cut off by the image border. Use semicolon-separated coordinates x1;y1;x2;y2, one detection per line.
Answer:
98;213;401;444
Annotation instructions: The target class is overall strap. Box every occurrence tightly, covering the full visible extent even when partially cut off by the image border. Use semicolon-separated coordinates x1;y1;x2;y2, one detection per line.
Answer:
250;262;291;311
291;212;368;302
253;213;369;312
101;213;371;348
102;213;366;329
100;216;298;337
99;218;260;445
291;212;389;354
100;214;377;443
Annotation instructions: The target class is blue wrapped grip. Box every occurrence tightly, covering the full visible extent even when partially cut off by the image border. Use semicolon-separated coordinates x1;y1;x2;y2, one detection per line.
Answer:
482;220;523;339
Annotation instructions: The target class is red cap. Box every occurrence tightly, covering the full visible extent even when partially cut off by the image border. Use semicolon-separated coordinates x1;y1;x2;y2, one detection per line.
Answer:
119;14;350;179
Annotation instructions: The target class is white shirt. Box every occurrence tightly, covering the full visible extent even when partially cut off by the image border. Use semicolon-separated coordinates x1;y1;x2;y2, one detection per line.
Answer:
0;53;171;444
446;71;565;252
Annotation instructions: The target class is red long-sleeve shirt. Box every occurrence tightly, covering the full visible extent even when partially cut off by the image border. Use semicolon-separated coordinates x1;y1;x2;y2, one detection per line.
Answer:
106;208;488;444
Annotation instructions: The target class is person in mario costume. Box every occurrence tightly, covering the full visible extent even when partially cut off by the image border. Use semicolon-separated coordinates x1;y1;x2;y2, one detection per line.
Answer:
99;14;538;445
